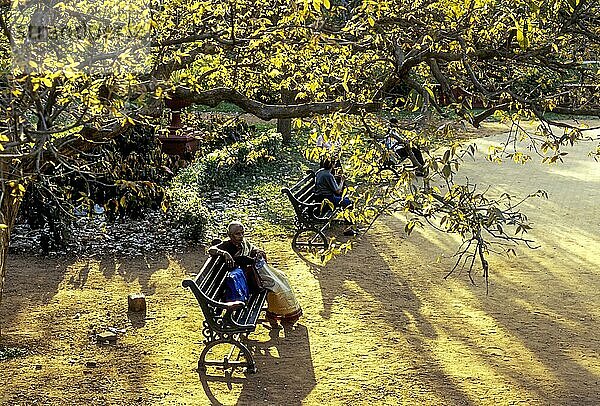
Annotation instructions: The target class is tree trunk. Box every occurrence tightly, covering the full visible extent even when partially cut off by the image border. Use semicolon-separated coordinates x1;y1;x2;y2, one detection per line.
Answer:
278;88;296;144
277;117;292;144
0;190;22;336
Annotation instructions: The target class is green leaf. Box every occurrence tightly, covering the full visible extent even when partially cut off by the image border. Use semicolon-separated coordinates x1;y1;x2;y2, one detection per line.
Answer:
442;164;452;179
443;149;451;163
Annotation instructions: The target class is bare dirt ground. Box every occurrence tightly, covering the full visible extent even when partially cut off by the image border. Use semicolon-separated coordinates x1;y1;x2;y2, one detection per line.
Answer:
1;122;599;405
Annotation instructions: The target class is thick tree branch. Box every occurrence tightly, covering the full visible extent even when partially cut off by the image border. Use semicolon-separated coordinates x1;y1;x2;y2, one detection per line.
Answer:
175;87;381;120
471;103;511;127
549;106;600;117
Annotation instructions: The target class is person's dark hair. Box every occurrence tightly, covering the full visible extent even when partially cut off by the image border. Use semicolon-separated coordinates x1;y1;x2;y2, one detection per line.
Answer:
390;117;398;125
320;157;333;170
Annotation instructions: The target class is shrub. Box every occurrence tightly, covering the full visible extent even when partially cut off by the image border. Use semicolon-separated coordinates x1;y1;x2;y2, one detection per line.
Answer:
175;129;283;193
165;187;211;241
165;129;283;240
181;114;258;154
17;125;170;253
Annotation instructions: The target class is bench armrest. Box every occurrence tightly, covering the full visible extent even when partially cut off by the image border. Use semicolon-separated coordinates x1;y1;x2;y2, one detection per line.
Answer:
182;278;245;311
223;300;245;310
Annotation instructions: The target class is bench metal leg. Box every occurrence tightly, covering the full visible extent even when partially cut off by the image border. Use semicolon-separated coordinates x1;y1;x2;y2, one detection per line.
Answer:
198;337;256;375
292;227;329;250
376;162;401;180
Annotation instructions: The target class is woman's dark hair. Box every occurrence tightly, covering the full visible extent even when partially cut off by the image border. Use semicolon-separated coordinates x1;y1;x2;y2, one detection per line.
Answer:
390;117;399;125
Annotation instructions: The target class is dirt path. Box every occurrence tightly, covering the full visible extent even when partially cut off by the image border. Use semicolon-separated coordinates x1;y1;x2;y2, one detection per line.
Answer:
1;123;599;405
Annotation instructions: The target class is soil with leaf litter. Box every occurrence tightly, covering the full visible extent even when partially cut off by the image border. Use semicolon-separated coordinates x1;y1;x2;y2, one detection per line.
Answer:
1;121;600;405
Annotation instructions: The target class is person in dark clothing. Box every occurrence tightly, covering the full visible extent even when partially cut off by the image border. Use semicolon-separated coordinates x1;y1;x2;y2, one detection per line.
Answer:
208;221;265;268
314;158;352;208
385;117;427;176
208;221;302;327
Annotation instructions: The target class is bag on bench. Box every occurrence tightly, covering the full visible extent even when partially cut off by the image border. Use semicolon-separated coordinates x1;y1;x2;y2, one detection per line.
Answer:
235;255;265;294
224;267;249;303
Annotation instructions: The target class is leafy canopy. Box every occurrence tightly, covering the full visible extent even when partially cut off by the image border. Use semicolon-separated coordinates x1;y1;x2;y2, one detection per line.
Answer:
0;0;598;287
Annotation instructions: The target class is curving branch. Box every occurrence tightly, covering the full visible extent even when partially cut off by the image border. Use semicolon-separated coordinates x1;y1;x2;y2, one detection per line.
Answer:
174;87;382;120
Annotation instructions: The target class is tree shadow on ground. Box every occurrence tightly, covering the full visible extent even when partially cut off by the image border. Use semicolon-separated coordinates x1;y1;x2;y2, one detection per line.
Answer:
3;254;69;295
0;252;169;341
1;254;72;337
197;323;316;406
383;214;600;404
293;237;477;405
475;250;600;403
0;252;174;404
451;131;600;402
295;237;436;337
170;247;208;279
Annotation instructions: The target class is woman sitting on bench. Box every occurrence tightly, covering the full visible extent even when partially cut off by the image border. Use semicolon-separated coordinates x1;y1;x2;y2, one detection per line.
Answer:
208;221;303;328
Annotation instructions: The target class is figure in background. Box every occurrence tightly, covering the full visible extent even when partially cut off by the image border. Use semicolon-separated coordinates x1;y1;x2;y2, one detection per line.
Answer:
208;221;303;327
315;130;343;179
315;131;333;151
385;117;427;176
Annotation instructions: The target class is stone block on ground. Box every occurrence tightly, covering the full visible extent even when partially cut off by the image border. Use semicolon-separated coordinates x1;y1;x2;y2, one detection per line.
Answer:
96;331;117;343
128;293;146;312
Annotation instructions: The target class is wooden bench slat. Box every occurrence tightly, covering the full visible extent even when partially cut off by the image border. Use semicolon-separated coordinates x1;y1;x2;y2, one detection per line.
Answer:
232;289;268;326
294;178;314;192
297;187;316;203
199;261;227;300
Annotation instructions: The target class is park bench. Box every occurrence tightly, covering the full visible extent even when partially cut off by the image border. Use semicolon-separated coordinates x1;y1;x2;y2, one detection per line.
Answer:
281;170;339;250
182;254;268;374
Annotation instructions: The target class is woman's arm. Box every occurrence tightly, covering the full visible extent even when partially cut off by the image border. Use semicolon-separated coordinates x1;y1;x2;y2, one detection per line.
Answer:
208;244;235;268
247;241;267;261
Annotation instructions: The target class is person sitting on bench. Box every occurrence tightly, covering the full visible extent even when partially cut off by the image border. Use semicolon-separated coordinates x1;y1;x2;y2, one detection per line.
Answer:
385;117;426;176
208;221;303;328
314;158;352;209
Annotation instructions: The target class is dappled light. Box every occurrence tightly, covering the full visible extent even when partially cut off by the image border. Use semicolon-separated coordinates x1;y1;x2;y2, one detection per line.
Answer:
1;0;599;402
0;124;598;404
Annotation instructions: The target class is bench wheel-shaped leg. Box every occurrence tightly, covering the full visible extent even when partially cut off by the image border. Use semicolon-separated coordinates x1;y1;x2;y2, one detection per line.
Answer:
198;338;256;375
292;227;329;251
377;164;401;181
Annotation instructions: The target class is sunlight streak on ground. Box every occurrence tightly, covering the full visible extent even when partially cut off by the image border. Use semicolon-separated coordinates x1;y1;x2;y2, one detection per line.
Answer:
366;123;600;402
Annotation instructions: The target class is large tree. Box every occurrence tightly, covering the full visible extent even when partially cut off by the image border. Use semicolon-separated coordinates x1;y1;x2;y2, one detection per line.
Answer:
0;0;599;312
